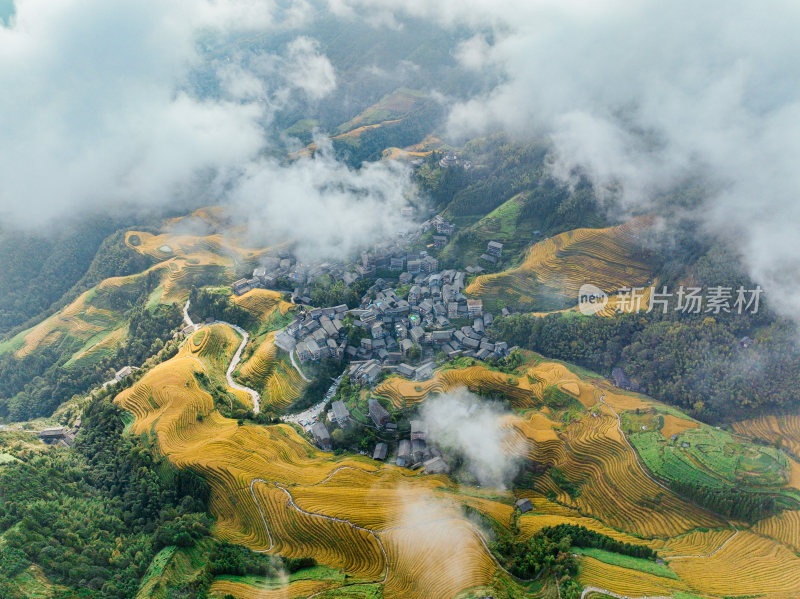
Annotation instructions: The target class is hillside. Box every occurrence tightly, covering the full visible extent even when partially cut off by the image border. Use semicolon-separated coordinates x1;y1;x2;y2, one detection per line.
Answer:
114;325;521;599
335;88;428;135
110;333;800;598
466;219;655;312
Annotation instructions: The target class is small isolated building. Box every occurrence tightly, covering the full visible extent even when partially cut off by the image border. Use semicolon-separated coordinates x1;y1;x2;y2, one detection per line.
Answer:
487;241;504;257
515;498;533;513
115;365;138;381
368;399;391;428
37;427;76;447
373;442;388;461
311;422;332;451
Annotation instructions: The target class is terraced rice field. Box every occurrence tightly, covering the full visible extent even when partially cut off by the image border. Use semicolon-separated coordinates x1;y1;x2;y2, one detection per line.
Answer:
232;288;293;320
733;412;800;460
466;219;653;310
2;215;274;363
578;556;686;596
335;88;426;134
125;227;276;305
668;530;800;597
660;414;699;438
115;325;526;599
374;359;597;410
549;407;722;537
116;337;800;598
658;528;736;559
3;265;166;360
377;356;721;539
381;519;498;599
208;578;336;598
754;509;800;551
237;332;306;411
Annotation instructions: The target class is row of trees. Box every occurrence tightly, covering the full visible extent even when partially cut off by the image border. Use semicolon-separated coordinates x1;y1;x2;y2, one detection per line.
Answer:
668;479;791;521
538;524;657;559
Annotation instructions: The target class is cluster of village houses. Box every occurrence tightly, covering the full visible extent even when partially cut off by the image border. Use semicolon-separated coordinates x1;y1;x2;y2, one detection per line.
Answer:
310;398;450;475
229;213;461;301
229;212;506;300
233;208;510;383
274;268;510;380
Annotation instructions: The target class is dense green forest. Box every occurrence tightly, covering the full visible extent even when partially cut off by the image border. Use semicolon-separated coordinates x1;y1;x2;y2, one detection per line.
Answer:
188;287;255;330
0;400;210;597
490;308;800;423
487;234;800;423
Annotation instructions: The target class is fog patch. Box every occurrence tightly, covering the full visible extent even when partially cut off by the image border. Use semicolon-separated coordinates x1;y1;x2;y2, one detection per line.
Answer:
418;387;521;488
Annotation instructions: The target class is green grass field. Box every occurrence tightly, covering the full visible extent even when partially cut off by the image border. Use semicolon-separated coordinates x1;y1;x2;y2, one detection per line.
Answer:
213;564;346;589
631;426;790;489
439;193;532;269
574;547;678;580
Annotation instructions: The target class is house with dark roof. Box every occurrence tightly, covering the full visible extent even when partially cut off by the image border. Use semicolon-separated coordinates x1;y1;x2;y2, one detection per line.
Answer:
311;422;332;451
515;498;533;513
396;363;416;378
372;442;388;461
415;361;435;380
397;439;411;466
368;399;391;428
423;456;449;474
331;400;351;425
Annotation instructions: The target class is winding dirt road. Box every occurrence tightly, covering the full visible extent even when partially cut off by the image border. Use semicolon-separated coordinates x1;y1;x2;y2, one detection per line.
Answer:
183;299;261;413
290;347;312;383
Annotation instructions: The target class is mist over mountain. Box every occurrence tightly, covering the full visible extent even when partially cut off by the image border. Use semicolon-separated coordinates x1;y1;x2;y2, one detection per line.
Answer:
327;0;800;325
3;4;800;599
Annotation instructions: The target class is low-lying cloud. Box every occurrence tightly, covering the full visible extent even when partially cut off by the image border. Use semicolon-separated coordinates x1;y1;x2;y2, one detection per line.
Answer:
387;489;495;594
0;0;412;263
331;0;800;325
231;135;414;262
418;387;520;488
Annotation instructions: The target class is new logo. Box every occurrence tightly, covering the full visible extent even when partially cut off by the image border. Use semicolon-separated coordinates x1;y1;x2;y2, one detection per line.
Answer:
578;284;608;315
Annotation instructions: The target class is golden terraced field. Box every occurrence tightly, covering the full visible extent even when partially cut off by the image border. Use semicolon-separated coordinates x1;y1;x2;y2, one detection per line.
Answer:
115;325;526;599
116;331;800;598
466;219;654;310
733;413;800;460
0;212;280;364
237;331;306;412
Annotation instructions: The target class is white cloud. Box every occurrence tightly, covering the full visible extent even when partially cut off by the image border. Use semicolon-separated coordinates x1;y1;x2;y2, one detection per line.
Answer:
0;0;269;225
330;0;800;323
231;135;414;262
284;37;337;101
418;387;520;488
